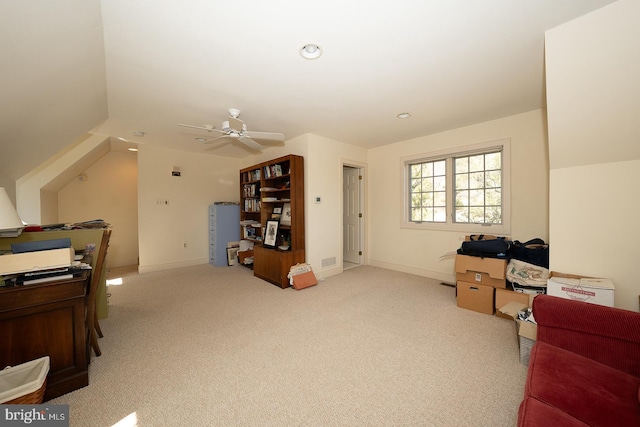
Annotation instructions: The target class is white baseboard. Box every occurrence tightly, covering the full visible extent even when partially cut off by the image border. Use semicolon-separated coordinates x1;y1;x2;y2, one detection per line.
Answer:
139;257;208;274
367;259;456;285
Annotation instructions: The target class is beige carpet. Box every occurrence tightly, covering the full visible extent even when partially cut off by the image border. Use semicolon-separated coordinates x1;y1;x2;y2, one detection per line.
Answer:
50;264;527;426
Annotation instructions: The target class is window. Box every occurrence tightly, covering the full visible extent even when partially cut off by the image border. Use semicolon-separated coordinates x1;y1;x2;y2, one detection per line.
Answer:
402;139;510;234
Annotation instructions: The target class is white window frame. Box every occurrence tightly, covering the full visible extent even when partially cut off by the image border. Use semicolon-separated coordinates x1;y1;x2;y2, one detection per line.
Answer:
400;138;511;235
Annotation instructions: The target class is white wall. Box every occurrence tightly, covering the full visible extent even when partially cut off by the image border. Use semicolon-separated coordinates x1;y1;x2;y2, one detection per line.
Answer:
545;0;640;311
367;110;549;283
306;135;368;279
58;150;139;268
137;145;241;273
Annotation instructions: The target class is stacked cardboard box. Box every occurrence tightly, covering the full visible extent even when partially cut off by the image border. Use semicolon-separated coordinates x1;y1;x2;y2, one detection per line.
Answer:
455;254;506;315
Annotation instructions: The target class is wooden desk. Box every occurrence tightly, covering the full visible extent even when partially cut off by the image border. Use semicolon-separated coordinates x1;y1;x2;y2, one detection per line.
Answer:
0;271;90;401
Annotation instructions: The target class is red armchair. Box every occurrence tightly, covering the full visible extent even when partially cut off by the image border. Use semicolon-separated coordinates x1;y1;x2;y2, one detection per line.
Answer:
518;295;640;426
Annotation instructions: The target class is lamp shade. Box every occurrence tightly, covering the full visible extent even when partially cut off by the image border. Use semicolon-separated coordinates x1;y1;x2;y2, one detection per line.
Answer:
0;187;25;237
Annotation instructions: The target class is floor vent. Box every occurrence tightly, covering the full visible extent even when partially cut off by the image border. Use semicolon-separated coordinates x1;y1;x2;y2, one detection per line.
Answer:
321;257;336;267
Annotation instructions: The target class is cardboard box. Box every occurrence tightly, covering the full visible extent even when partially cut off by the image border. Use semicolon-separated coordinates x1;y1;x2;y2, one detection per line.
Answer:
499;301;538;365
455;254;507;288
456;281;495;315
547;271;614;307
0;247;75;276
495;288;533;320
292;270;318;290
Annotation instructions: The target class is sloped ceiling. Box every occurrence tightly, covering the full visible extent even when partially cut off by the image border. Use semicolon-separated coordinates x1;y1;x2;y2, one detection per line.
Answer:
0;0;108;197
0;0;617;196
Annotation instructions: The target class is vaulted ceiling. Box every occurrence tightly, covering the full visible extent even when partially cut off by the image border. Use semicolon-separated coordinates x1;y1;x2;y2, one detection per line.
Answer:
0;0;617;195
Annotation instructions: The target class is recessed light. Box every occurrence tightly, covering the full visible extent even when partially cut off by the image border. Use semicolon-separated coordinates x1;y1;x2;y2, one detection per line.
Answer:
195;138;208;143
132;131;145;137
300;44;322;60
397;112;412;119
128;148;138;152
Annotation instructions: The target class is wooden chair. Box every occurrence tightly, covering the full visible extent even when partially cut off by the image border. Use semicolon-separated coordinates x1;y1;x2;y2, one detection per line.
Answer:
86;229;111;359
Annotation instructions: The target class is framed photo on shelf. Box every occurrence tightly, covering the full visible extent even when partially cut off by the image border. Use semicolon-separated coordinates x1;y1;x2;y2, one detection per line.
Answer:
273;207;282;214
226;247;239;266
263;219;279;248
281;203;292;226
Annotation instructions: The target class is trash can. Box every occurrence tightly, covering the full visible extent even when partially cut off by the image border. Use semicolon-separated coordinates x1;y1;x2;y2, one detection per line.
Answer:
0;356;49;404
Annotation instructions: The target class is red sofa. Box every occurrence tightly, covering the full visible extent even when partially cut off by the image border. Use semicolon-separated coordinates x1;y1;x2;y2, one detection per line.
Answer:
518;295;640;426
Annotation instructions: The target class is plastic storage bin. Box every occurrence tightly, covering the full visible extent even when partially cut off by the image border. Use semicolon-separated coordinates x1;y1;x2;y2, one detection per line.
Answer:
0;356;49;404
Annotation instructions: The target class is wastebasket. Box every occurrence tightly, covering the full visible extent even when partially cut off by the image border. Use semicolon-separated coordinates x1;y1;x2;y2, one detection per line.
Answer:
0;356;49;404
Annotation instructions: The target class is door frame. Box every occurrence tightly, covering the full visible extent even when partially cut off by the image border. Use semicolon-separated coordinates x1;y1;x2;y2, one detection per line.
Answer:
341;159;367;269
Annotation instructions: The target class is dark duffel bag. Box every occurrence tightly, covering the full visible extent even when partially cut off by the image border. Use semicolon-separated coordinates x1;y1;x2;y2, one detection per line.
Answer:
457;236;512;259
510;238;549;268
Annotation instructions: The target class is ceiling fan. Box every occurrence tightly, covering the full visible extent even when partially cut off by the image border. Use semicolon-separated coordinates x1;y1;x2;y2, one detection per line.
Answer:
178;108;285;151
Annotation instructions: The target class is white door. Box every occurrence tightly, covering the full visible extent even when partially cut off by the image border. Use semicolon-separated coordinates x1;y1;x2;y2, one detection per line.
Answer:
343;166;361;265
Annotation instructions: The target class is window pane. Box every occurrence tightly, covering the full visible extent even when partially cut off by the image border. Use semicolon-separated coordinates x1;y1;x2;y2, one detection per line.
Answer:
485;188;501;206
434;176;446;191
469;172;484;189
469;206;485;223
469;155;484;172
456;174;468;190
485;170;501;188
411;178;421;192
485;206;501;224
421;177;433;192
421;193;433;207
422;162;433;177
455;190;468;207
434;207;447;222
470;189;484;206
455;207;468;222
410;164;422;178
411;193;421;208
411;208;421;221
434;160;446;176
434;191;446;207
485;152;501;170
455;158;468;173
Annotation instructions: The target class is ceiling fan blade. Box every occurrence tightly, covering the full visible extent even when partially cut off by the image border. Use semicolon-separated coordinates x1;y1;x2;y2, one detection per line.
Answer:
237;136;264;151
178;124;222;133
244;131;285;142
201;134;229;144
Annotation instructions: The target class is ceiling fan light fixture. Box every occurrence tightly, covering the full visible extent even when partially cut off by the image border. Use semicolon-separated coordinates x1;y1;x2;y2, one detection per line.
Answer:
397;112;412;119
300;44;322;60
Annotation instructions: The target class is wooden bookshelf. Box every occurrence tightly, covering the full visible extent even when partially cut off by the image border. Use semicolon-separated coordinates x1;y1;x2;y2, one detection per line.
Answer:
239;155;305;287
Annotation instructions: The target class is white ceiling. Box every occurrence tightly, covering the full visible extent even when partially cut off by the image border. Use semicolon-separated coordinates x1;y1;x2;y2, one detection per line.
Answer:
95;0;616;157
2;0;619;181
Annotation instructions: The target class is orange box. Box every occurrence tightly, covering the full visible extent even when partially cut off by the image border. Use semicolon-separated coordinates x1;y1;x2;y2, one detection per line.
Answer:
455;254;507;288
456;281;495;315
